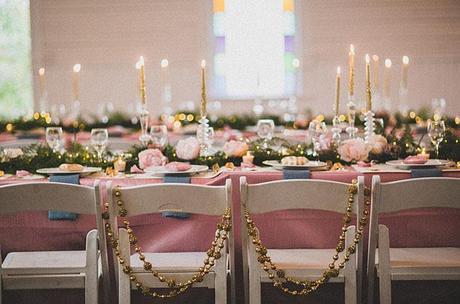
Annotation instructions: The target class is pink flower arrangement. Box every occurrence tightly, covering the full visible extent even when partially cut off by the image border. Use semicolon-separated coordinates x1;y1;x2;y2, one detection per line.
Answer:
138;149;168;169
175;137;200;160
367;134;388;154
337;138;372;163
223;140;249;157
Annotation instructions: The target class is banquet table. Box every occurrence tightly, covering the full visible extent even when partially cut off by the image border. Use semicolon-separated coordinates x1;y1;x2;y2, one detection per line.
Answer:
1;168;460;304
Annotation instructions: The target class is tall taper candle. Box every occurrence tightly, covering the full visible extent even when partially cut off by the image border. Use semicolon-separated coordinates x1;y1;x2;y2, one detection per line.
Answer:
72;64;81;102
136;56;146;105
38;67;46;97
365;54;372;111
335;66;341;115
383;59;392;99
372;55;379;91
200;60;207;118
401;56;409;89
348;44;355;97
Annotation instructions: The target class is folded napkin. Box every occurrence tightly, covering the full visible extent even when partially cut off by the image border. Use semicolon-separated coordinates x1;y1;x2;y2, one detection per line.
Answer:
161;175;191;219
48;174;79;220
411;168;442;178
283;169;310;180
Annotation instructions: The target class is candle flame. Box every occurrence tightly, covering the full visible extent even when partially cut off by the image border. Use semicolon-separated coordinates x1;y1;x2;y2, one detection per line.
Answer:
365;54;370;64
201;60;206;68
372;55;379;61
385;59;392;68
73;64;81;73
160;59;169;68
136;56;145;69
38;67;45;76
402;56;409;65
337;66;341;74
349;44;355;54
292;58;300;68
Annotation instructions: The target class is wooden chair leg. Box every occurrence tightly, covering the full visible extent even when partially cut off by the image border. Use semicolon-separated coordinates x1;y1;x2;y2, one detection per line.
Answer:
378;225;391;304
215;258;227;304
344;226;357;304
118;229;131;304
248;269;261;304
85;230;99;304
0;251;3;304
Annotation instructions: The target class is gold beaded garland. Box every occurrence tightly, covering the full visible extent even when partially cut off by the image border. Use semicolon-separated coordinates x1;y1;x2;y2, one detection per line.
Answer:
244;179;370;296
105;185;232;299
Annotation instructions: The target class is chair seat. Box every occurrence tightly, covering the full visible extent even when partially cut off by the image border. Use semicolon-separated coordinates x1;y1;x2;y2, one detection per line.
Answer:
376;247;460;279
2;251;87;275
130;251;209;272
260;249;345;282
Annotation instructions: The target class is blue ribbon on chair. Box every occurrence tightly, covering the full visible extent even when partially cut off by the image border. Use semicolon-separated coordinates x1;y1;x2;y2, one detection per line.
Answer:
283;169;310;180
161;175;191;219
48;174;79;220
411;168;442;178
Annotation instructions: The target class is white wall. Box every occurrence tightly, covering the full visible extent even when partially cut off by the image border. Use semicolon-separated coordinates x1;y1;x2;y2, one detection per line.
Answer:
31;0;460;117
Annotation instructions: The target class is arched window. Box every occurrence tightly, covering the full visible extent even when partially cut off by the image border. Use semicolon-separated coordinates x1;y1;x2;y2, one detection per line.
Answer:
212;0;297;99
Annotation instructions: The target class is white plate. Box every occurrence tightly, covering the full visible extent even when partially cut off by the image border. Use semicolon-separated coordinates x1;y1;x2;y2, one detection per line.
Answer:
144;165;209;176
386;159;452;169
36;167;102;176
263;160;329;171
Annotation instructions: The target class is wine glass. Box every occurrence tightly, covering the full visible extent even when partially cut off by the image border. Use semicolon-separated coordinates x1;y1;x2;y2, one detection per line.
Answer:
46;127;63;152
257;119;275;149
309;120;327;160
91;128;109;160
427;120;445;159
150;125;168;149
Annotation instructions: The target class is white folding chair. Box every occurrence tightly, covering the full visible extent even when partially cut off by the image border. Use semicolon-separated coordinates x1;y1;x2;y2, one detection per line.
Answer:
104;179;233;304
367;176;460;304
0;181;109;304
240;176;365;304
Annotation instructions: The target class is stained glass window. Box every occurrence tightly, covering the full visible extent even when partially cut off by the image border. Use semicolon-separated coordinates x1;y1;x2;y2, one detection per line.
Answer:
212;0;297;98
0;0;33;118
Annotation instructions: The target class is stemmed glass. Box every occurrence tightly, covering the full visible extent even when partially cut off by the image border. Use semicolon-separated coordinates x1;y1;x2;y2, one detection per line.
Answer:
150;125;168;149
257;119;275;149
91;128;109;161
308;120;328;160
427;120;445;159
46;127;63;152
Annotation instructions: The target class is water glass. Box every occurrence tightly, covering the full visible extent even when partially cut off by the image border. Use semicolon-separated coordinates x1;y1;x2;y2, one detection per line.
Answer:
91;128;109;160
207;127;215;146
427;120;445;158
309;120;327;159
45;127;63;152
257;119;275;148
150;125;168;149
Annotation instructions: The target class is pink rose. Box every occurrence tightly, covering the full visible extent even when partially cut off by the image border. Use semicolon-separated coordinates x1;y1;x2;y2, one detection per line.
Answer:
175;137;200;160
367;135;387;154
138;149;167;169
337;138;371;163
130;164;144;173
223;140;249;157
16;170;31;177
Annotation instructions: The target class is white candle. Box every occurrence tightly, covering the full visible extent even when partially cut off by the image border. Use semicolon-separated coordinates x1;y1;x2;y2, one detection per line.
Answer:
160;59;171;105
72;64;81;102
38;67;46;97
335;66;341;115
348;44;355;97
372;55;379;91
401;56;409;90
365;54;372;111
383;59;392;99
200;60;207;118
136;56;146;105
